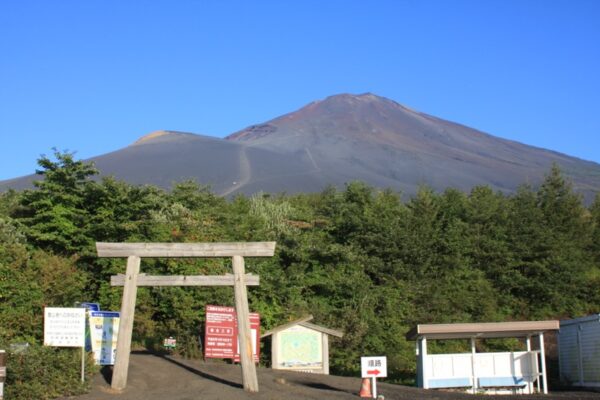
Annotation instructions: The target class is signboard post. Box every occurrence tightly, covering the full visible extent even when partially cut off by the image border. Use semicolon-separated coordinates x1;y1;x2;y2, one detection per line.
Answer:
44;307;86;382
361;356;387;399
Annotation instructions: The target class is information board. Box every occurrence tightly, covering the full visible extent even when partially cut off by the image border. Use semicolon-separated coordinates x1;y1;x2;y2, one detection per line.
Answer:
204;305;260;362
277;325;322;370
44;307;86;347
89;311;120;365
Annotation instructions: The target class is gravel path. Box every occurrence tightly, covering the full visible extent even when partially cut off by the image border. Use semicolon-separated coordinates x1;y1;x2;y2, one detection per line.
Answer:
61;352;600;400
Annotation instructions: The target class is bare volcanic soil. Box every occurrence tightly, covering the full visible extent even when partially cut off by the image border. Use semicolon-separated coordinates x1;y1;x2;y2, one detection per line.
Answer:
63;352;600;400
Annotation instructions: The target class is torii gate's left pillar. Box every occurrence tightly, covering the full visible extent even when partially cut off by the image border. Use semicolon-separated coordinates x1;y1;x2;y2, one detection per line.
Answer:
112;255;140;390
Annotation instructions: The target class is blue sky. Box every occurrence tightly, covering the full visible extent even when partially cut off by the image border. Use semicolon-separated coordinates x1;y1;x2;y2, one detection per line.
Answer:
1;0;599;180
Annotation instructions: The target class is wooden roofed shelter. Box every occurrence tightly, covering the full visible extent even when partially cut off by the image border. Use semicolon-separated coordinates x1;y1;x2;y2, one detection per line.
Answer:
261;316;343;375
406;321;559;394
96;241;276;393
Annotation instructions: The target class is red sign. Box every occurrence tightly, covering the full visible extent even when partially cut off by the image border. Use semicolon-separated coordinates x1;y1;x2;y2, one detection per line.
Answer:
233;312;260;363
204;305;260;362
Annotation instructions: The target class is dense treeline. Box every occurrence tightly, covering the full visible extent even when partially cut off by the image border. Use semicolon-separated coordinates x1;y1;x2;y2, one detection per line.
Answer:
1;151;600;394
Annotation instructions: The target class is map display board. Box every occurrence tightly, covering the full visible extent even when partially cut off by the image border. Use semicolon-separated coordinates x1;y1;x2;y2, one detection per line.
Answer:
89;311;120;365
204;305;259;362
44;307;86;347
276;325;322;370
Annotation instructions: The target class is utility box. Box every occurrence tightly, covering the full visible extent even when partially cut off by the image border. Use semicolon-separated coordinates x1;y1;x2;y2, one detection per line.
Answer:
559;314;600;388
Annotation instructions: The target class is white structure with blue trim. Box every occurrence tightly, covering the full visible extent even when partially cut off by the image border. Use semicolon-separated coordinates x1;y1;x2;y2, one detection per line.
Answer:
406;321;559;395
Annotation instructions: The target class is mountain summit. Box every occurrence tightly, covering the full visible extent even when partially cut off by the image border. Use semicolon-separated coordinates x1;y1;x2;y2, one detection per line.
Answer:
226;93;600;199
2;93;600;200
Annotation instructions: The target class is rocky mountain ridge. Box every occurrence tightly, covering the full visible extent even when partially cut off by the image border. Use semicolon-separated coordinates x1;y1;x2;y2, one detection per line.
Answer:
2;93;599;201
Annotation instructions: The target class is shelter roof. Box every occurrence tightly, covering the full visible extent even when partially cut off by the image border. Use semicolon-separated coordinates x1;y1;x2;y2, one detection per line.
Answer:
261;315;344;338
406;320;559;340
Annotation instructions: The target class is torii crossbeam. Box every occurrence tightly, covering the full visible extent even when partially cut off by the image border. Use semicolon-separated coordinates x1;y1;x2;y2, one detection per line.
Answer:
96;241;276;393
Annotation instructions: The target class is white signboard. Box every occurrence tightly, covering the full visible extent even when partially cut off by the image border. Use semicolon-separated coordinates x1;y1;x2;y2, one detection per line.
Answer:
44;307;86;347
361;356;387;378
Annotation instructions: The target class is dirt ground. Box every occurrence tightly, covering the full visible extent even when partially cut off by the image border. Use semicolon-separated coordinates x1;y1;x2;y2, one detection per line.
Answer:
62;352;600;400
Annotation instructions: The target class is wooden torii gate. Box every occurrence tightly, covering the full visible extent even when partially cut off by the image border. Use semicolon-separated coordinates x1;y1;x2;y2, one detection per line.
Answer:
96;241;276;393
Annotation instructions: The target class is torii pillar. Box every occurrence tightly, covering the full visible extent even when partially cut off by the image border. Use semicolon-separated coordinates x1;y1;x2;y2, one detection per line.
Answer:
96;242;276;393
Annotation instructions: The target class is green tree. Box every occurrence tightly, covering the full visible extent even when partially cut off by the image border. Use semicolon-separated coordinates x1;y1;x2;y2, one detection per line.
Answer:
465;186;513;317
503;166;592;318
0;243;86;342
13;150;98;254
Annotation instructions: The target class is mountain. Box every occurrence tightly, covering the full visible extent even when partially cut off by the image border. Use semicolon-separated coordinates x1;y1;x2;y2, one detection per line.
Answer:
227;93;600;199
2;93;600;201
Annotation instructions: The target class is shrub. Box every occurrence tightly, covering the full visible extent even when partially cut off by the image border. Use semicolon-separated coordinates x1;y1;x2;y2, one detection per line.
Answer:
3;344;98;400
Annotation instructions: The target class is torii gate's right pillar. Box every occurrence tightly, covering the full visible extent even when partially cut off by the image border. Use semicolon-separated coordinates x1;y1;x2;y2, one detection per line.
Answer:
233;255;258;391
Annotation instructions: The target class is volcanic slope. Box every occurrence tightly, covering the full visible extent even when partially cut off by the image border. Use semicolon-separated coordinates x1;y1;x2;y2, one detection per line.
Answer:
227;93;600;200
0;130;320;196
88;131;318;195
2;93;600;200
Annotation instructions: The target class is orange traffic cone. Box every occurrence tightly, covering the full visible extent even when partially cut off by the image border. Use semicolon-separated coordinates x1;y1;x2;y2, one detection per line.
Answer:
359;377;372;398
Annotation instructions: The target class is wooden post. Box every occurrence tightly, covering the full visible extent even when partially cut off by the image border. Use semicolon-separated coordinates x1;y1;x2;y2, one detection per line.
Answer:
577;329;584;386
471;337;477;393
111;273;259;287
232;255;259;392
540;333;548;394
112;256;141;391
322;332;329;375
0;349;5;399
272;332;279;370
526;335;533;394
421;337;428;389
81;347;85;383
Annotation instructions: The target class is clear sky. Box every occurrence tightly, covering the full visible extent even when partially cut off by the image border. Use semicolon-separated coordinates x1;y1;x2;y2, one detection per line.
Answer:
1;0;599;180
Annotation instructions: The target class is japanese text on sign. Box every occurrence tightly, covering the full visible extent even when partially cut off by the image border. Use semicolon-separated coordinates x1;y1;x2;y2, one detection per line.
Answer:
361;356;388;378
204;305;260;362
89;311;120;365
44;307;86;347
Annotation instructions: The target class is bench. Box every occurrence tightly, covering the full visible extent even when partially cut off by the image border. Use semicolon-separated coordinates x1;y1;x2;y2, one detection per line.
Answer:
478;376;526;388
428;377;472;389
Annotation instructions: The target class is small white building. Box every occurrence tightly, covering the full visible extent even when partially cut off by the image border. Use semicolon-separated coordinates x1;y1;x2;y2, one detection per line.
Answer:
406;321;559;395
261;315;343;375
559;314;600;388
